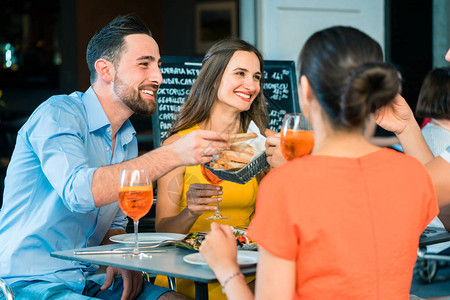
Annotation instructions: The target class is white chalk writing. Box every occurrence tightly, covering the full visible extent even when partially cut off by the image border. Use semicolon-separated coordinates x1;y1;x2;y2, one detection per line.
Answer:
263;82;290;101
159;104;182;112
163;77;196;86
158;88;189;96
161;67;200;76
157;96;186;104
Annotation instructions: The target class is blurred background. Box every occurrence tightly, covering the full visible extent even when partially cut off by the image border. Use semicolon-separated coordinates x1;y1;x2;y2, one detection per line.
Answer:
0;0;448;207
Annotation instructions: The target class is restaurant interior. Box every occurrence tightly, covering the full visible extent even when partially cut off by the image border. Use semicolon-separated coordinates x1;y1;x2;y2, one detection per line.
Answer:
1;0;450;298
0;0;435;210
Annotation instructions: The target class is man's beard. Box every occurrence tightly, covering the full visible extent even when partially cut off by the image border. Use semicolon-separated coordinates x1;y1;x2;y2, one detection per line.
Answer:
113;75;157;116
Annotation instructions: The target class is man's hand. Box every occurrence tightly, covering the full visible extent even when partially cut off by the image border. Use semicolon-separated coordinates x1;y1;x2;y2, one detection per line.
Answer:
102;266;143;300
265;134;286;168
170;130;230;166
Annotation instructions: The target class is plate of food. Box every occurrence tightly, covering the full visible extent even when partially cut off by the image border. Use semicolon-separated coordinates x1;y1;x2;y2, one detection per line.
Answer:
234;228;258;250
175;229;257;251
110;232;186;246
174;232;207;251
183;250;259;267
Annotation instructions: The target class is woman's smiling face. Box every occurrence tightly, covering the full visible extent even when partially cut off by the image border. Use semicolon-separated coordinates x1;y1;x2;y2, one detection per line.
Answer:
216;50;262;112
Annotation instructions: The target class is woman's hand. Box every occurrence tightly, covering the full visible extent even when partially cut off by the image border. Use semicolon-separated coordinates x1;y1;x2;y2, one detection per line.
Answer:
265;133;286;168
199;223;239;276
186;183;223;217
375;94;415;135
200;223;254;300
376;94;434;164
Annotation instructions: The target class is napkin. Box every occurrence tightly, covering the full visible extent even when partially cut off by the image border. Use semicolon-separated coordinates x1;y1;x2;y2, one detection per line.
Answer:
245;121;266;162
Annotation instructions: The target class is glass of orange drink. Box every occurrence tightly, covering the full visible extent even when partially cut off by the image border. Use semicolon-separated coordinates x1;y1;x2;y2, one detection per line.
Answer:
119;169;153;257
200;165;230;220
280;113;314;160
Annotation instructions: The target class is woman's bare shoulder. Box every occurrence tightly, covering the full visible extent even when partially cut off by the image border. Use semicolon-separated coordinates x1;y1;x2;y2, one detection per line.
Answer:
162;133;181;146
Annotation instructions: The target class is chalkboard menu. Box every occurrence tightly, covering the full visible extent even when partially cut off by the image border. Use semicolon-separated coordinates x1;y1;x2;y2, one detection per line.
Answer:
152;56;300;147
263;60;300;132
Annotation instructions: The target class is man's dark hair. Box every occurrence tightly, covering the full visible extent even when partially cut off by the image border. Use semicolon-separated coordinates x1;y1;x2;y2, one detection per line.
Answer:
86;13;152;83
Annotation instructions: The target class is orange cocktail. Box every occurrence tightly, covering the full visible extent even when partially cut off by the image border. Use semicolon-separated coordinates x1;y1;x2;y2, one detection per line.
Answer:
280;129;314;160
119;185;153;221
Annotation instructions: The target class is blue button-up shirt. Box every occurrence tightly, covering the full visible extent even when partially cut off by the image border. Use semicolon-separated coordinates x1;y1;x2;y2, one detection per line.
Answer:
0;87;137;293
441;146;450;163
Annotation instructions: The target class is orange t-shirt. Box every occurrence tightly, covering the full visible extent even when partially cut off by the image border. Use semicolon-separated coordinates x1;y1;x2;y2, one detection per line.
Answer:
248;148;438;300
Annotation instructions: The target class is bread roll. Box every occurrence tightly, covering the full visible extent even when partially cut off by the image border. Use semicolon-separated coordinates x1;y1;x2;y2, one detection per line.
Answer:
229;132;257;143
208;133;258;171
230;142;256;156
209;159;246;171
222;160;247;170
209;162;226;170
219;150;253;164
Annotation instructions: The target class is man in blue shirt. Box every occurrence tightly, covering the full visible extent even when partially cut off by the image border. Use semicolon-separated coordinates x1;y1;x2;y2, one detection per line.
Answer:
0;14;228;300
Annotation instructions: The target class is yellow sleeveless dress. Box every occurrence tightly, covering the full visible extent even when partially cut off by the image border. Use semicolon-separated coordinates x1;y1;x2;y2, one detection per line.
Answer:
155;124;258;299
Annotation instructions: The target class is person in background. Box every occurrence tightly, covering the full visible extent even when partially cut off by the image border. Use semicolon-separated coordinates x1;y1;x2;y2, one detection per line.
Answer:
155;38;274;299
375;48;450;207
199;26;438;299
415;67;450;157
0;13;228;300
414;67;450;252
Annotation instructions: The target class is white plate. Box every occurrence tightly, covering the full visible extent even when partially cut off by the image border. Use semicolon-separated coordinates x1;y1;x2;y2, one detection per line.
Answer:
183;250;259;267
110;233;186;245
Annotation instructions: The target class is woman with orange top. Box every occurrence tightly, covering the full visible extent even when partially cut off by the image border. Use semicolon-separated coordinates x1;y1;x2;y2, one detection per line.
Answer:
154;38;274;299
199;26;438;299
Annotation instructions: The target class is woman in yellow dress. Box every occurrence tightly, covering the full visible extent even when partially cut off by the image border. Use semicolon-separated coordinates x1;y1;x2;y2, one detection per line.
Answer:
154;38;274;299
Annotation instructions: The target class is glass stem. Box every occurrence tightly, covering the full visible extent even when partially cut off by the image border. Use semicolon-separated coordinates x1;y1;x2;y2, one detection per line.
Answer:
133;219;139;255
215;199;221;215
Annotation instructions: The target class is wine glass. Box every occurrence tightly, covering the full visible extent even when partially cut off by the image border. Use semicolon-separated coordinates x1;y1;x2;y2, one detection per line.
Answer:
280;113;314;160
200;165;230;220
119;169;153;257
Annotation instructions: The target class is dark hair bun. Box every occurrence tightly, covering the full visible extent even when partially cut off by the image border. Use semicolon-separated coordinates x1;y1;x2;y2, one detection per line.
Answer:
341;63;400;126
